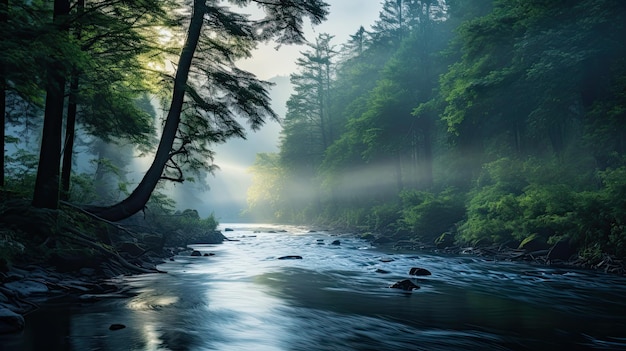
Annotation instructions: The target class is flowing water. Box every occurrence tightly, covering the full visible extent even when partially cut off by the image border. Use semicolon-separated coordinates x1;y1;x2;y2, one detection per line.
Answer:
2;223;626;350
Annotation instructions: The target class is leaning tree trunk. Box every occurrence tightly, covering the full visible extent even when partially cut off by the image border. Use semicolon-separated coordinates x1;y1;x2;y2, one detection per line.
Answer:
89;0;205;221
32;0;70;209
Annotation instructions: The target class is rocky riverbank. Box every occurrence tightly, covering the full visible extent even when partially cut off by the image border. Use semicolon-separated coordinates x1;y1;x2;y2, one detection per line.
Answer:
0;197;229;335
0;232;231;335
367;233;626;276
0;246;168;334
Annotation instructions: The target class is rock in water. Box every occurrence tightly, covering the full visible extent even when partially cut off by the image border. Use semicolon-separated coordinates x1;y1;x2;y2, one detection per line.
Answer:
409;267;432;276
331;240;341;245
0;308;25;334
109;324;126;331
390;279;420;291
277;255;303;260
190;250;202;256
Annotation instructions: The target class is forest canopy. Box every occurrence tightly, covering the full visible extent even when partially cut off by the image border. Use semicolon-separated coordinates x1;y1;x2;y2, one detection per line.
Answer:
245;0;626;262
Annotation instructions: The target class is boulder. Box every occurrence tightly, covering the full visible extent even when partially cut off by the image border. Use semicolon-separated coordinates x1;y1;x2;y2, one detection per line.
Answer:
109;323;126;331
390;279;420;291
547;240;574;261
190;250;202;257
0;307;25;334
331;240;341;246
409;267;432;276
224;228;234;232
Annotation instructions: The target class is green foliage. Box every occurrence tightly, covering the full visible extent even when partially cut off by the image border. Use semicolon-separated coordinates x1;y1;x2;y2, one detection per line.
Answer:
167;210;218;235
399;188;466;243
244;0;626;263
366;202;401;234
151;209;219;246
3;148;38;196
458;158;626;258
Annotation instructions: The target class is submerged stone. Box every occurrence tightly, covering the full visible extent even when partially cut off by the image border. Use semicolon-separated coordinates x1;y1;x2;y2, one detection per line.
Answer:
390;279;420;291
109;324;126;331
277;255;303;260
409;267;432;276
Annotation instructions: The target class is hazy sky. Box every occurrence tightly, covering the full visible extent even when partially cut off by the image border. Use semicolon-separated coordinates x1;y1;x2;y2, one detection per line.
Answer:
181;1;383;220
238;0;383;80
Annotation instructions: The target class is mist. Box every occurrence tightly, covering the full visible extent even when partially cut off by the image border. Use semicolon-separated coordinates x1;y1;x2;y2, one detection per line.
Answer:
167;76;291;220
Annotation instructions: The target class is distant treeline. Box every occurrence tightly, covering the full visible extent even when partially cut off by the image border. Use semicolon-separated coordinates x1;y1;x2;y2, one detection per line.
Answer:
245;0;626;261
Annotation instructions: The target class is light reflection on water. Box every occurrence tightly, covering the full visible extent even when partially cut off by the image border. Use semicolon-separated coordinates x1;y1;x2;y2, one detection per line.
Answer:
2;223;626;350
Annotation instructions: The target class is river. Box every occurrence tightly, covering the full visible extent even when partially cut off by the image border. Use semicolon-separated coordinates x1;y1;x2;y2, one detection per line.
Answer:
2;223;626;350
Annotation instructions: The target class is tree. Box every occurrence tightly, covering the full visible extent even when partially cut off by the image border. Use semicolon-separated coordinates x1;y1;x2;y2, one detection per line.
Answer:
0;0;6;188
32;0;71;209
60;0;84;201
26;0;168;208
89;0;329;221
59;0;169;200
439;0;626;170
281;33;337;170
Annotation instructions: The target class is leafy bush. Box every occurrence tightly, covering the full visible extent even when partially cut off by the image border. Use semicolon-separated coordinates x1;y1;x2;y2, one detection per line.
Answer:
457;157;626;259
366;201;401;233
3;148;38;196
460;186;521;244
399;188;466;243
150;209;219;246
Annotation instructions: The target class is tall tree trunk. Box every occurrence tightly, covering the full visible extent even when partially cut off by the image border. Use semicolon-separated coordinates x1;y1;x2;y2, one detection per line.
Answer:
32;0;70;209
60;0;84;201
90;0;205;221
60;71;78;201
0;0;7;188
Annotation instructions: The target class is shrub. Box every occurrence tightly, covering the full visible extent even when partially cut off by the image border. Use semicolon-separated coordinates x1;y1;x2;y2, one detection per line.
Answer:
399;188;465;243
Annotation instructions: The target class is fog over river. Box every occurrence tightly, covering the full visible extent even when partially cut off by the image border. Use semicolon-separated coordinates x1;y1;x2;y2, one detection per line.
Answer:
3;224;626;350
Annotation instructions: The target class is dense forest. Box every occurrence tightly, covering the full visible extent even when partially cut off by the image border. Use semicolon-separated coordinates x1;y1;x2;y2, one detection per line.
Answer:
0;0;328;269
246;0;626;262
